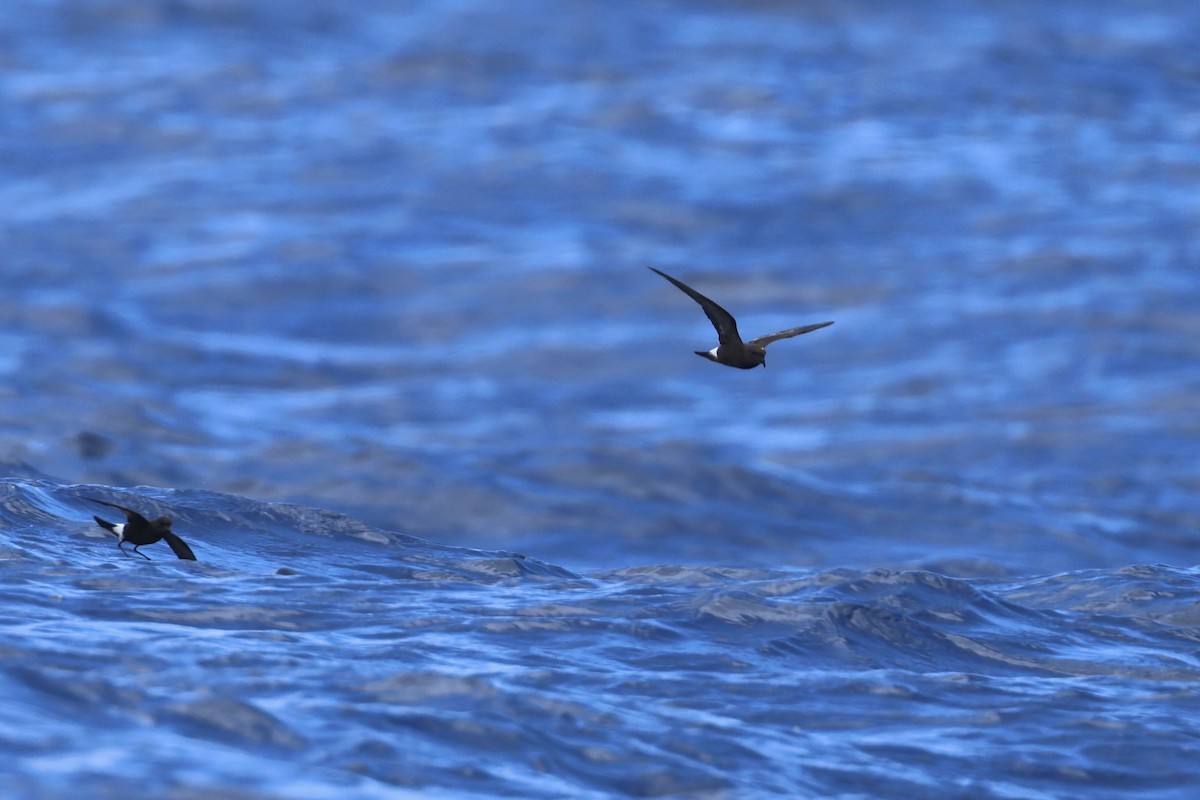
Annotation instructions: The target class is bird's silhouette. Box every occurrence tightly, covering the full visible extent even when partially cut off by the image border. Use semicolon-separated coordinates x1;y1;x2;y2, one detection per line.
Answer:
86;497;196;560
649;267;833;368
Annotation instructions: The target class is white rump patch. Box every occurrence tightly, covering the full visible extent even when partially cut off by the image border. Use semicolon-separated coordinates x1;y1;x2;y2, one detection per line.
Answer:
112;523;126;541
708;347;719;359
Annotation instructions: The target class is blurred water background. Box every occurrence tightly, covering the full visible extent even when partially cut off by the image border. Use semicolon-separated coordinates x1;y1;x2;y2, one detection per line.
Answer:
2;0;1199;797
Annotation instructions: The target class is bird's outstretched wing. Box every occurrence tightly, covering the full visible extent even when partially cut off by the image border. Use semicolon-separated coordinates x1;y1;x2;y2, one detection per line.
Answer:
748;321;834;348
163;532;197;560
84;496;149;525
649;267;743;346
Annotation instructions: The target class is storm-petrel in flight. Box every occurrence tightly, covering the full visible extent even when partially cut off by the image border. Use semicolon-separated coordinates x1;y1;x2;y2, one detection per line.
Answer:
86;497;196;560
649;267;833;368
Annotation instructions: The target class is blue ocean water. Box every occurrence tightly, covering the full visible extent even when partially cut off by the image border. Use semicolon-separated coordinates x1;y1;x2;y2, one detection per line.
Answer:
2;0;1199;797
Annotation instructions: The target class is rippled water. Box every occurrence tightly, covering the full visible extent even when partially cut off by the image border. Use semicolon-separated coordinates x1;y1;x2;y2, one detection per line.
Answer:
6;479;1200;798
2;0;1200;797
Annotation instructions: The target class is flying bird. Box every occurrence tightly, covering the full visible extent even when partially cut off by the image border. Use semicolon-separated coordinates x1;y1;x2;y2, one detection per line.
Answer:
86;497;197;561
649;267;833;368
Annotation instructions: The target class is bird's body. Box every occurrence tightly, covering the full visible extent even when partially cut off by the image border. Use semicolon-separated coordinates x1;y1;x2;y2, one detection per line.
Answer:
649;267;833;368
86;497;196;560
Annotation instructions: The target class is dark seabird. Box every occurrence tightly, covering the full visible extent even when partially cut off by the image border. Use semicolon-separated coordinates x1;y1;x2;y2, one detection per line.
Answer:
649;267;833;368
86;497;197;561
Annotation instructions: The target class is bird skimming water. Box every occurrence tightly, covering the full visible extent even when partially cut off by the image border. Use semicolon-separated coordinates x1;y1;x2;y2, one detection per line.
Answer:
86;496;197;560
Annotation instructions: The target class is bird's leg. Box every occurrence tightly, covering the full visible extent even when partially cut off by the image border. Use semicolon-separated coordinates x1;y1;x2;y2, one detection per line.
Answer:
132;546;151;561
118;542;131;558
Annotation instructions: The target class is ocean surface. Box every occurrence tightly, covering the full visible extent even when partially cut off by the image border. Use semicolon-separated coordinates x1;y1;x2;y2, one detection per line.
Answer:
2;1;1199;797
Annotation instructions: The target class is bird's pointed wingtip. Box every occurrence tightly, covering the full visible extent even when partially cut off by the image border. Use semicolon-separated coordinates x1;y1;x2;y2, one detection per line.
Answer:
83;495;135;515
164;531;197;561
83;495;121;507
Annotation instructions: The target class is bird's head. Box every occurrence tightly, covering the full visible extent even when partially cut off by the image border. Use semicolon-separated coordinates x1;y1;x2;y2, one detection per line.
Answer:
748;344;767;367
154;516;173;529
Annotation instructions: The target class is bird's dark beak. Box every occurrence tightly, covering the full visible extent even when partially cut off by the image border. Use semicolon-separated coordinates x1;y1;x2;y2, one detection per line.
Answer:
761;361;766;368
